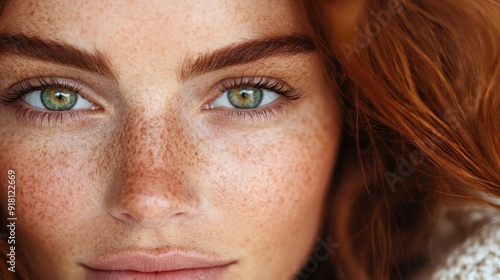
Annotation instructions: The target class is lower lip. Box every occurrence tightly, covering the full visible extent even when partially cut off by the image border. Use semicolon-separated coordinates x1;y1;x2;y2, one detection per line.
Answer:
86;265;230;280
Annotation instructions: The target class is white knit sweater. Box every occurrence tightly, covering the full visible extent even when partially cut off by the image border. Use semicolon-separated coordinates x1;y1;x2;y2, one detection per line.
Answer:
413;204;500;279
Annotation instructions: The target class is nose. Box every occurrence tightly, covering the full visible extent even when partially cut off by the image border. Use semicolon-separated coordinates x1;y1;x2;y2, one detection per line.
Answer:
110;176;198;228
107;114;199;229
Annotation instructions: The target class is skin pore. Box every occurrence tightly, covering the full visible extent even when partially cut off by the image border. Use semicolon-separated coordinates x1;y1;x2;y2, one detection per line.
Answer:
0;0;341;279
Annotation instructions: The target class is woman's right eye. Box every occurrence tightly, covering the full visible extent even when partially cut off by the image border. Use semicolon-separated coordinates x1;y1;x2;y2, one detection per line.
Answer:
22;87;95;111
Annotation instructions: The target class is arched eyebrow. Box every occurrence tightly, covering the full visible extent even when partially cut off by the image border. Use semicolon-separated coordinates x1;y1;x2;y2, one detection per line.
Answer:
178;34;315;82
0;33;119;83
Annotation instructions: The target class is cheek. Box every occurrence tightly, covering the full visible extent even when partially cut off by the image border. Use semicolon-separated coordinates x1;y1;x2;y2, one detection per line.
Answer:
0;128;110;272
199;113;340;275
212;129;336;222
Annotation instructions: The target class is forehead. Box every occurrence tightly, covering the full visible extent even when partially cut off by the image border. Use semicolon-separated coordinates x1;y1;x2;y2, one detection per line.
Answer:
0;0;304;58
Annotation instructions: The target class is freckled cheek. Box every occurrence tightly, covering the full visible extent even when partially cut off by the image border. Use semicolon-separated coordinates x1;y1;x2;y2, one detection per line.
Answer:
197;124;338;276
203;128;338;232
0;133;109;258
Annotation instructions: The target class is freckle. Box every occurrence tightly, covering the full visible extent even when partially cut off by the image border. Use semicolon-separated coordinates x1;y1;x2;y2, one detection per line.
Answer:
278;196;285;205
140;125;147;135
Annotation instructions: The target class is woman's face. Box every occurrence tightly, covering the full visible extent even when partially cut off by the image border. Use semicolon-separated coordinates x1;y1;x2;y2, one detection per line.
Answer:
0;0;341;279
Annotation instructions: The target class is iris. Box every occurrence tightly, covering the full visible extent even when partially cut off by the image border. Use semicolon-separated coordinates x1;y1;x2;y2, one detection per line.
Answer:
227;87;263;109
41;88;78;111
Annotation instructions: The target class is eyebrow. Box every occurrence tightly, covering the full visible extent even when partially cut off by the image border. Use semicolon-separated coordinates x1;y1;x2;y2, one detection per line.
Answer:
0;33;315;84
0;33;118;83
178;34;315;82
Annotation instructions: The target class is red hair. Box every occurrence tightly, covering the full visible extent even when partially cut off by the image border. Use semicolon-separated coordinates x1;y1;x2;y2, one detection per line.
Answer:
296;0;500;278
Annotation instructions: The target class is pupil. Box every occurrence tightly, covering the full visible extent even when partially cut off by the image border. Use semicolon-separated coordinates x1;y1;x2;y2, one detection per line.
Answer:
240;90;250;98
55;92;65;100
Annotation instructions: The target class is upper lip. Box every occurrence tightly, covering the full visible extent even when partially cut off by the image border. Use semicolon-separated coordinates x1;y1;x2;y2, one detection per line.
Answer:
83;250;235;272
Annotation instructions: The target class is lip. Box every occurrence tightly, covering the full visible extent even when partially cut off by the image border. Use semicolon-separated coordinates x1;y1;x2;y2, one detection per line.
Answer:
83;251;235;280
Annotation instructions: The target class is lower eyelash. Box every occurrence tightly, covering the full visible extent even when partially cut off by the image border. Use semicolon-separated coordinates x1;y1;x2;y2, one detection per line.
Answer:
211;102;291;124
11;104;82;125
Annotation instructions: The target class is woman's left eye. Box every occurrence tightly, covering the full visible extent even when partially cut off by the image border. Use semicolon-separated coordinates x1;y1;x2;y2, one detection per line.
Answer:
22;87;94;111
210;87;280;109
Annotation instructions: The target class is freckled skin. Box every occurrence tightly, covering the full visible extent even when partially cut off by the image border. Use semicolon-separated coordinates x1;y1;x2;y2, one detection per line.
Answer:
0;1;341;279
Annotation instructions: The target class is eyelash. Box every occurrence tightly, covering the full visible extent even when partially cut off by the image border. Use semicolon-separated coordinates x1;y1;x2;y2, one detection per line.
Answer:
210;76;303;121
0;76;91;124
0;76;304;124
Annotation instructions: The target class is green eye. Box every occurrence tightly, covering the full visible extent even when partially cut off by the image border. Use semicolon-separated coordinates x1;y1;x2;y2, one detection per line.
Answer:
41;88;78;111
227;87;263;109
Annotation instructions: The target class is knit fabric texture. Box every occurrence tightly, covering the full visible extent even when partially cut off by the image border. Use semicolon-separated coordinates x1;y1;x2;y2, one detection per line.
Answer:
413;204;500;280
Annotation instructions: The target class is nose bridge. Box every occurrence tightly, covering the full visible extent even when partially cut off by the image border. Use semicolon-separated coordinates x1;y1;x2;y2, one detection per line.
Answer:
109;110;198;228
123;113;174;172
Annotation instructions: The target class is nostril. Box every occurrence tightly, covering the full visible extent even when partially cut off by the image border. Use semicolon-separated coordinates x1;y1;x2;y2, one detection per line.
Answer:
108;192;193;228
172;212;184;218
113;212;136;224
